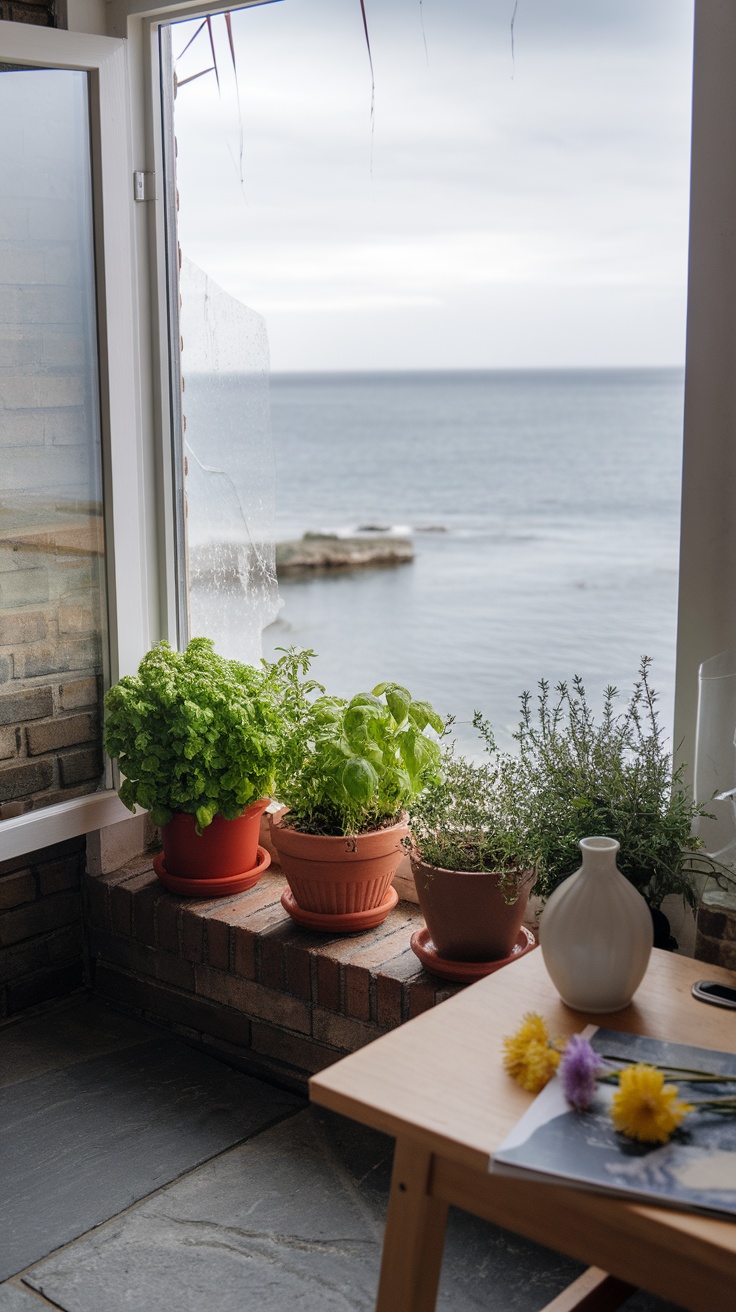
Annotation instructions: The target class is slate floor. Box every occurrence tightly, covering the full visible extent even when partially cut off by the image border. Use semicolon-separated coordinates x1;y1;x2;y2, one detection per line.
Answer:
0;997;684;1312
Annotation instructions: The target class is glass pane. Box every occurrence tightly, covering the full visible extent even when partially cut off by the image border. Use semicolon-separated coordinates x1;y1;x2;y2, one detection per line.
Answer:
179;257;279;665
0;67;107;817
168;5;691;754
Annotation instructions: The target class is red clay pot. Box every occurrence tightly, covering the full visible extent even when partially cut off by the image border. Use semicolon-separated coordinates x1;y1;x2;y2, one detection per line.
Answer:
161;798;269;880
270;815;409;915
411;851;534;962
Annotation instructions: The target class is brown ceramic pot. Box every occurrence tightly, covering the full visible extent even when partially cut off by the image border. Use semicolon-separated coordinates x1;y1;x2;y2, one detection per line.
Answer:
411;851;534;961
160;798;269;880
270;814;409;915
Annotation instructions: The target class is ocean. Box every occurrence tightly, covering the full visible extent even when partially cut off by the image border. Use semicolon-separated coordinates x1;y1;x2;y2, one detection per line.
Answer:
261;369;684;756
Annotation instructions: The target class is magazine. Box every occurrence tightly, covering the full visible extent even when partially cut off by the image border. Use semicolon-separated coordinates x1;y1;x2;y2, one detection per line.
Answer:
491;1028;736;1220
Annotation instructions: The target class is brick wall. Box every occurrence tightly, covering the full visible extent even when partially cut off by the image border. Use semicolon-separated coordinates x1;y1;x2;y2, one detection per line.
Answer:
84;858;463;1093
0;835;86;1017
0;60;105;818
0;0;55;24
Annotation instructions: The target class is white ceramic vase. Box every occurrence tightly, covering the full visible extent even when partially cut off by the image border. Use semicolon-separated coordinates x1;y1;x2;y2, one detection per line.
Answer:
539;836;653;1013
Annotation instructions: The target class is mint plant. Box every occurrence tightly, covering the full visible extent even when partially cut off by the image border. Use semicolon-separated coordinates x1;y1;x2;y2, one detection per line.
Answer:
270;648;444;836
104;638;282;831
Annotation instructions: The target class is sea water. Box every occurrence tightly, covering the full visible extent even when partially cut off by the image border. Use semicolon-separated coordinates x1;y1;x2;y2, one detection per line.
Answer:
261;368;683;756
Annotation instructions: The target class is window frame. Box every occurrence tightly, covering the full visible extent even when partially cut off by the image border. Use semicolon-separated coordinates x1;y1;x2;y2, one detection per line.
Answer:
0;21;149;861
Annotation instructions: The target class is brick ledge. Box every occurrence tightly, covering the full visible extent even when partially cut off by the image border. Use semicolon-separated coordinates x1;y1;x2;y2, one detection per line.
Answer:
83;853;464;1093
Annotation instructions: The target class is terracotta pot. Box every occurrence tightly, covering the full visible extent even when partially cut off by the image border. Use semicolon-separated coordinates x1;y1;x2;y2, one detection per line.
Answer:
411;852;534;962
161;798;269;880
270;815;409;914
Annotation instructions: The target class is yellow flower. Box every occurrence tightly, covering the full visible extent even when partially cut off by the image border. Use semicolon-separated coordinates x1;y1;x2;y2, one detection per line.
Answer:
611;1063;692;1144
502;1012;561;1094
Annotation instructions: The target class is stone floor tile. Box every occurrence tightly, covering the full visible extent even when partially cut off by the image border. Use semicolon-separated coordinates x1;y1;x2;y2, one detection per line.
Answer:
24;1107;683;1312
0;997;152;1090
1;1034;302;1281
0;1282;55;1310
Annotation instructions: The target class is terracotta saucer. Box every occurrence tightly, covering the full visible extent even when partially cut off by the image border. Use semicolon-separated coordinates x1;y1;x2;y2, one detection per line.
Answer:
153;844;270;897
410;925;537;983
281;884;398;932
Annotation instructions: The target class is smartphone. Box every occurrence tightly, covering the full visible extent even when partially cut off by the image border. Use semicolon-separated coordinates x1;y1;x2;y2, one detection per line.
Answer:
691;979;736;1009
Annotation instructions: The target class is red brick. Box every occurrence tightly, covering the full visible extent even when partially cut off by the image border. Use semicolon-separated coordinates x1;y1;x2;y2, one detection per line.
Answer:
406;978;436;1019
312;1006;380;1054
698;903;736;943
47;922;84;965
133;881;160;947
0;758;54;801
26;712;98;756
85;864;142;931
6;961;85;1014
93;963;251;1047
195;963;311;1034
0;612;47;645
434;984;465;1005
0;869;35;910
0;687;53;727
257;921;305;990
84;871;111;927
233;927;256;980
58;745;102;787
59;677;99;711
374;948;429;1028
0;937;48;984
180;903;213;963
89;927;196;992
155;895;181;954
342;924;417;1021
232;901;287;980
250;1020;341;1076
202;897;259;971
205;915;230;971
36;854;81;896
315;953;341;1012
284;938;313;1000
0;890;80;948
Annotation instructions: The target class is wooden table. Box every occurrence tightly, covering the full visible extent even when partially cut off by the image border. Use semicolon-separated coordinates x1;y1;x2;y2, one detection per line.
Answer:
310;948;736;1312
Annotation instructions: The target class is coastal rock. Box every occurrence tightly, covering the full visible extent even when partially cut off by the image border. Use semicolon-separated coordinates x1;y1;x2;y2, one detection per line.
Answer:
276;534;414;575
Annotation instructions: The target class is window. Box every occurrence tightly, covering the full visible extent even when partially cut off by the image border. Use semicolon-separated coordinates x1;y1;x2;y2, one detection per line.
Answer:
0;24;145;859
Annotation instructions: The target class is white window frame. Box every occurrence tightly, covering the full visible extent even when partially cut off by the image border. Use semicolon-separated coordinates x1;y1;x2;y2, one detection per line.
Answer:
0;22;150;860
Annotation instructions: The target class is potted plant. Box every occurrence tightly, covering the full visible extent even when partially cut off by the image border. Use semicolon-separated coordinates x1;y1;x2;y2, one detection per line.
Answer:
104;638;282;894
508;658;715;948
268;648;444;931
407;730;538;979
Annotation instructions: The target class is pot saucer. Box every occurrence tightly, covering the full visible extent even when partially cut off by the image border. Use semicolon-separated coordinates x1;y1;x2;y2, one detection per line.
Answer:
153;844;270;897
410;925;537;983
280;884;398;932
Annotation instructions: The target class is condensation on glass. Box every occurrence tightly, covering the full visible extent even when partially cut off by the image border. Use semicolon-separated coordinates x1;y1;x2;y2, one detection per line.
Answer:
179;257;280;666
0;67;107;817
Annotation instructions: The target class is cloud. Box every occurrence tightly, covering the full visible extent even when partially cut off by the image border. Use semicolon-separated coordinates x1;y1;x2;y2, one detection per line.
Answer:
171;0;694;369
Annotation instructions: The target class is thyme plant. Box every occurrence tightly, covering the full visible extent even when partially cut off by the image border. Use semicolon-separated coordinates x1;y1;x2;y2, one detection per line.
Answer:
501;658;711;909
407;731;536;904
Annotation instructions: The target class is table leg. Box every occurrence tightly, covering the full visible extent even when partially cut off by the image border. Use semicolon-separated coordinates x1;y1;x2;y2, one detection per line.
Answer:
375;1137;448;1312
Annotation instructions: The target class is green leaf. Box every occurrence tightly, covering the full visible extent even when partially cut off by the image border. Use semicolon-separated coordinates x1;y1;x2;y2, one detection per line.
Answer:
386;686;411;725
342;756;378;804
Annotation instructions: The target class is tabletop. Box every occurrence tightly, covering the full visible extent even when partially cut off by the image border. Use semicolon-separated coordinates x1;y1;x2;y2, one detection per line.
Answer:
310;947;736;1175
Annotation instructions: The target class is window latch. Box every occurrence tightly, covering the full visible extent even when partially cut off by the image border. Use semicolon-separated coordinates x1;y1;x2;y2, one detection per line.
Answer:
133;171;155;202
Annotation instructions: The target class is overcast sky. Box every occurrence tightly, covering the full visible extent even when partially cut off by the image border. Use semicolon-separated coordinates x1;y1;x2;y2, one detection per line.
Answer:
172;0;695;372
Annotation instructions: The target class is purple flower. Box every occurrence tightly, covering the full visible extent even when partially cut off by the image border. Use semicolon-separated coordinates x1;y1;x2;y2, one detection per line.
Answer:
559;1034;604;1110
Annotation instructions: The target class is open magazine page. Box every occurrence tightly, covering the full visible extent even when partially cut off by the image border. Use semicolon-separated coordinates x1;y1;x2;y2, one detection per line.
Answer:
492;1027;736;1220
